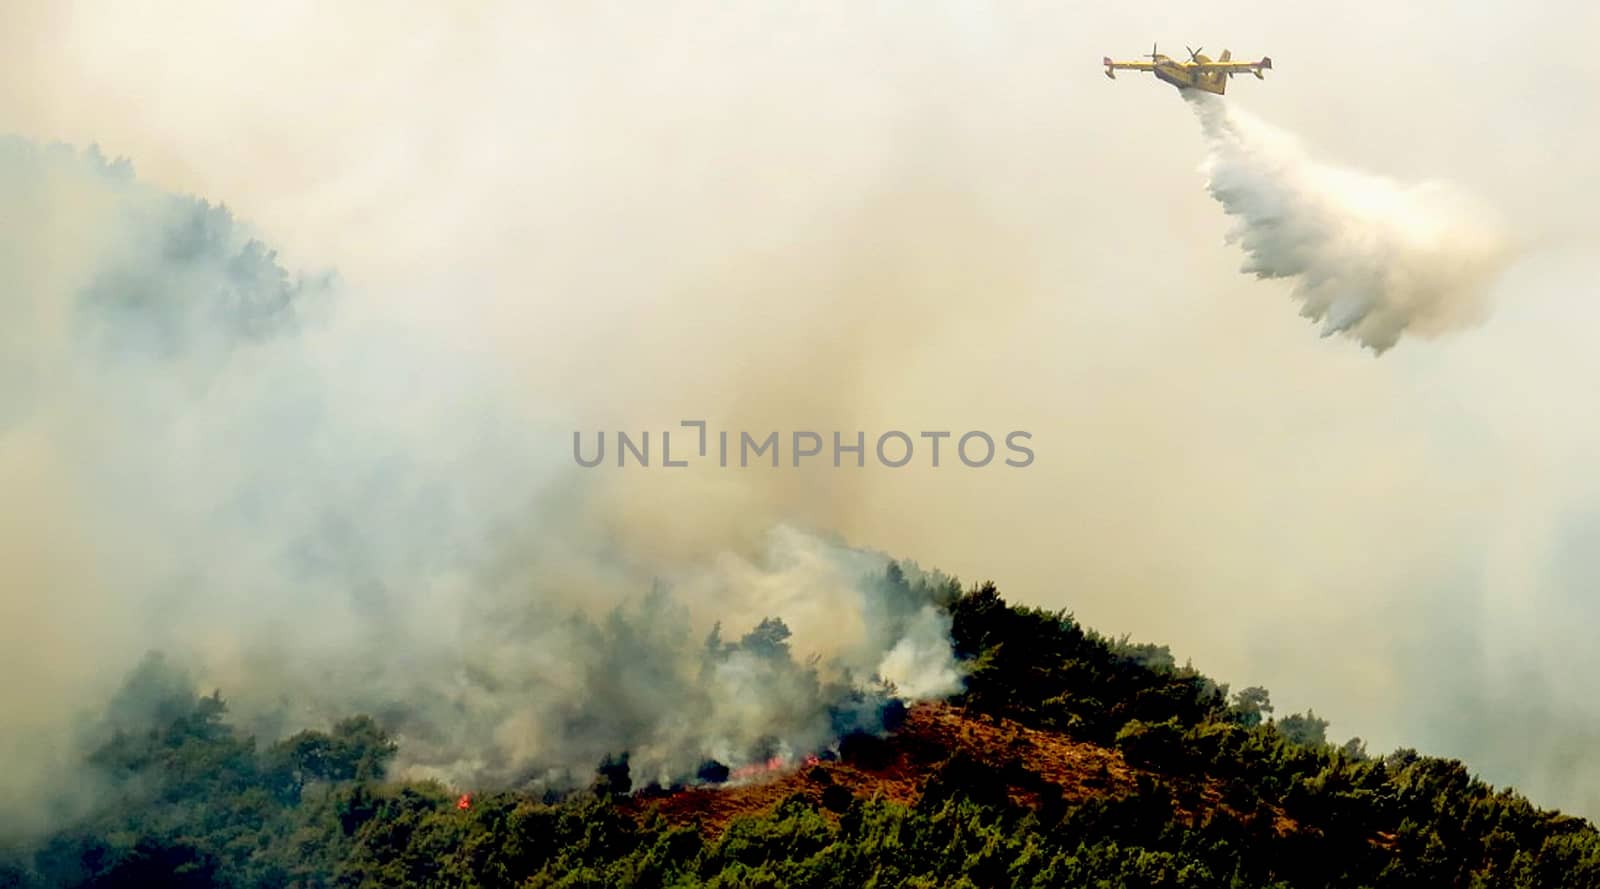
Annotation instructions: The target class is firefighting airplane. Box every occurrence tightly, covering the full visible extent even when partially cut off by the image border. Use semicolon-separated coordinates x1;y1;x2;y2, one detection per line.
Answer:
1103;44;1272;95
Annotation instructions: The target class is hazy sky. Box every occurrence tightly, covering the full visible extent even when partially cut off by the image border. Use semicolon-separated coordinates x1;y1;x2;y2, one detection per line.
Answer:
5;1;1600;815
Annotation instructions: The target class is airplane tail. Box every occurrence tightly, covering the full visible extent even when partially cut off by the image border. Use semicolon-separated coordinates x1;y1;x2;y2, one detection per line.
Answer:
1103;56;1115;79
1253;56;1272;79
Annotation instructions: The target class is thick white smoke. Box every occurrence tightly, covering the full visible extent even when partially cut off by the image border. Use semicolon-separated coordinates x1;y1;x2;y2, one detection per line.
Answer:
0;138;964;832
1188;93;1512;353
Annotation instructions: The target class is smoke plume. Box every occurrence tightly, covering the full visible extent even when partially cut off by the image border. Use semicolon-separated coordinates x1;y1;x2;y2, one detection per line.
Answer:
0;137;962;835
1188;92;1511;353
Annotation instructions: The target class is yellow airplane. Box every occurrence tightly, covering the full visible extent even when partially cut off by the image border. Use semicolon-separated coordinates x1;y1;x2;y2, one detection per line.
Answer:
1103;44;1272;95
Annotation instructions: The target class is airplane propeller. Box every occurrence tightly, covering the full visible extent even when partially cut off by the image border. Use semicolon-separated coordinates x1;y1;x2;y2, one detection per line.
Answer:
1145;41;1159;60
1186;45;1204;62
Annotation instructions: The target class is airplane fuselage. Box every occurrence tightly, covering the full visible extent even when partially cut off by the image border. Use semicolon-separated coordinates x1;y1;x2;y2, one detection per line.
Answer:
1152;56;1229;95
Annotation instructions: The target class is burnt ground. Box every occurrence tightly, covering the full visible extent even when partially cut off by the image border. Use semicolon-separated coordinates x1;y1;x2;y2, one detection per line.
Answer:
619;702;1290;838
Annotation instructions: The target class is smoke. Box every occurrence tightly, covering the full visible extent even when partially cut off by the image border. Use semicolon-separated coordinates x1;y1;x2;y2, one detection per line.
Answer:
0;137;962;835
1187;92;1512;353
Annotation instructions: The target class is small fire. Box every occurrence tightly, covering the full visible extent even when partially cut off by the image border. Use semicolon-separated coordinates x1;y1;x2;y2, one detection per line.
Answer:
456;793;472;810
729;755;787;781
726;752;822;783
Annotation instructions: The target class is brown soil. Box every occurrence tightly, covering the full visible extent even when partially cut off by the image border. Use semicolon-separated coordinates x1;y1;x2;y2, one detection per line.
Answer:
621;701;1144;836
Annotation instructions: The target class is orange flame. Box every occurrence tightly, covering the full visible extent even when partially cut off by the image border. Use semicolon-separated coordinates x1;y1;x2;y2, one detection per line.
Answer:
729;755;789;781
456;793;472;810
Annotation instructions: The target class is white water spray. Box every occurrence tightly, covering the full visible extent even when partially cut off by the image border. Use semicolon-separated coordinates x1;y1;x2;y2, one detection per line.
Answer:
1189;93;1511;353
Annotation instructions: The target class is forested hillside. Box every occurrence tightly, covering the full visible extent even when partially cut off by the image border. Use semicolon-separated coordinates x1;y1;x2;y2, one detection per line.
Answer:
4;570;1597;888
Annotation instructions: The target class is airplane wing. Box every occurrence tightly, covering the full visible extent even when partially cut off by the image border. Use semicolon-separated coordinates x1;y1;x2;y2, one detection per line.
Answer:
1103;57;1156;78
1189;58;1271;73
